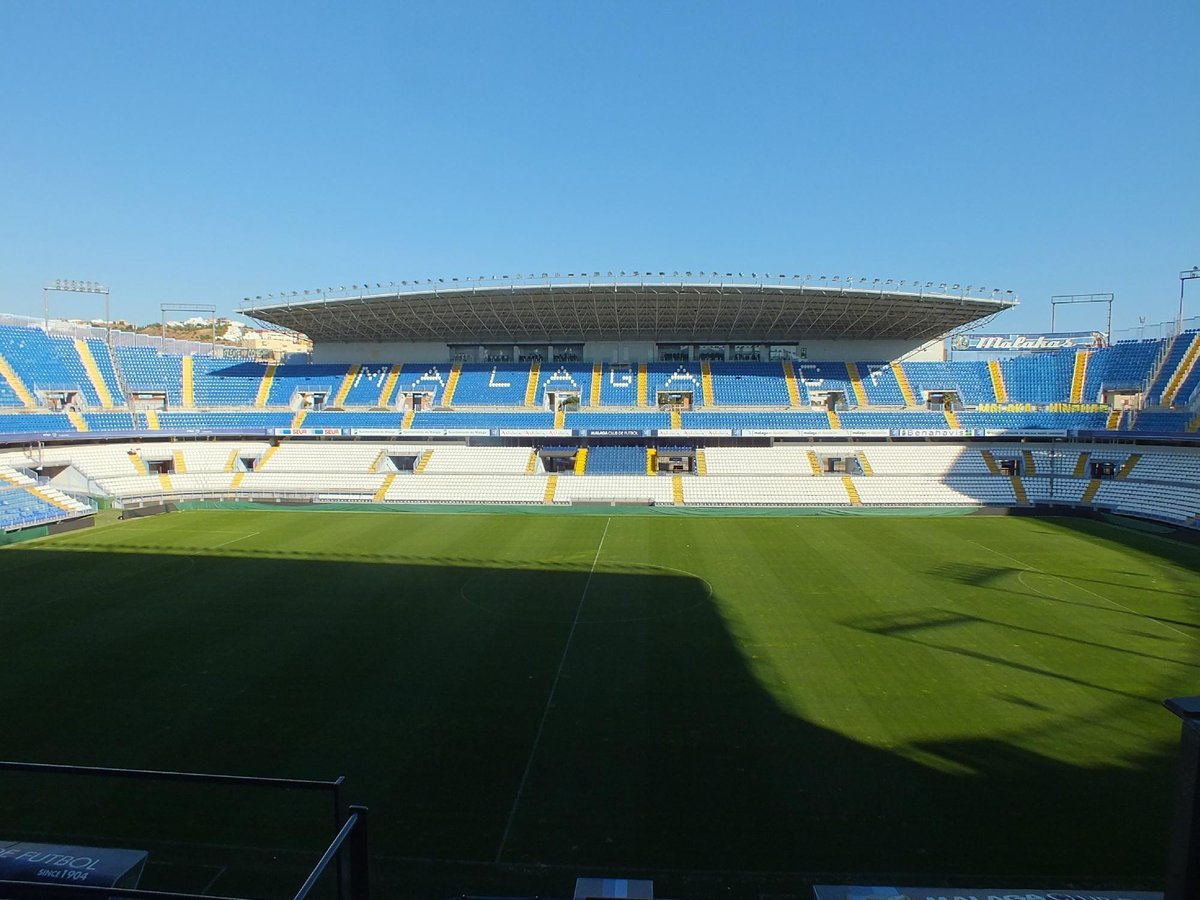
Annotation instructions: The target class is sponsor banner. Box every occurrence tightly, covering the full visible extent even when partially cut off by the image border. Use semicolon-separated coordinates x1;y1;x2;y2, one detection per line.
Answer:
813;886;1160;900
891;428;981;437
405;428;491;437
982;428;1069;437
582;429;651;436
950;331;1104;353
0;840;148;891
350;428;404;437
738;429;890;438
499;428;572;437
272;428;346;436
655;428;734;437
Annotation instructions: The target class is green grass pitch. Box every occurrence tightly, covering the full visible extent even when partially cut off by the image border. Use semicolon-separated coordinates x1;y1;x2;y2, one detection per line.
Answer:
0;508;1197;898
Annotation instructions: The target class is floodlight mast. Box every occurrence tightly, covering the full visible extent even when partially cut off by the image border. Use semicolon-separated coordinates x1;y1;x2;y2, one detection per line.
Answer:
1181;268;1200;334
1049;293;1114;344
43;280;111;344
160;303;219;352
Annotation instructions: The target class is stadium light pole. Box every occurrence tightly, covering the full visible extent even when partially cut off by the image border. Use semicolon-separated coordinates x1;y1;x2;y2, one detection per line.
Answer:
1179;267;1199;334
44;280;111;344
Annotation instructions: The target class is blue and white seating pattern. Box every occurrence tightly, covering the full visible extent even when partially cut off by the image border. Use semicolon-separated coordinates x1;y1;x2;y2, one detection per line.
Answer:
856;363;906;406
1146;331;1199;405
451;364;529;406
999;352;1074;404
115;346;185;406
396;363;450;405
708;362;792;405
1081;340;1164;401
585;445;646;474
341;364;395;406
647;363;705;405
268;364;346;406
536;364;594;407
902;361;995;406
191;358;266;406
795;361;857;406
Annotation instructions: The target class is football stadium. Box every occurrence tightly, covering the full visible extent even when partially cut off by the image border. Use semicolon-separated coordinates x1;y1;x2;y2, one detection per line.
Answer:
1;275;1199;899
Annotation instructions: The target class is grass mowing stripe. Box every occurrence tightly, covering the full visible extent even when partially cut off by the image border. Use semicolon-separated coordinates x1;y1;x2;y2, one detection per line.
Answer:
2;511;1196;897
494;516;611;863
968;537;1195;641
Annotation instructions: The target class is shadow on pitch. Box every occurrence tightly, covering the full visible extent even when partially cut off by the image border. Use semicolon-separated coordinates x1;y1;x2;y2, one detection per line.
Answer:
0;536;1188;899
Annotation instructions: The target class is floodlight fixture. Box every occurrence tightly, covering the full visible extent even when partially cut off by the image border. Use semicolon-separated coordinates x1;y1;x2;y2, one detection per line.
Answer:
1180;267;1200;332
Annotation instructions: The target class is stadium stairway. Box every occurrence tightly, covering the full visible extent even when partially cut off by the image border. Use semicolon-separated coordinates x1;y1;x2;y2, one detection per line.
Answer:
442;362;462;406
224;449;240;473
379;365;401;406
944;409;960;429
158;473;173;492
590;363;602;406
1070;351;1089;404
173;450;187;474
672;474;684;505
646;448;657;475
129;453;148;476
401;409;415;429
1073;452;1090;477
980;449;1002;475
700;362;716;406
1022;449;1037;476
525;450;538;475
291;410;308;429
826;409;840;428
554;408;565;429
987;359;1008;403
574;447;588;474
841;475;861;506
671;409;681;428
415;449;434;473
807;450;822;475
331;364;360;407
524;362;540;407
1162;333;1200;406
783;360;802;407
845;362;869;407
637;363;648;407
374;473;395;501
1116;453;1142;479
0;353;36;408
181;355;195;407
543;473;558;503
1190;413;1200;433
74;339;114;408
66;409;88;432
1081;478;1102;504
254;364;277;408
892;364;919;408
145;409;160;430
1011;474;1029;505
695;448;707;475
256;445;280;470
856;450;873;476
230;472;245;489
1106;409;1123;430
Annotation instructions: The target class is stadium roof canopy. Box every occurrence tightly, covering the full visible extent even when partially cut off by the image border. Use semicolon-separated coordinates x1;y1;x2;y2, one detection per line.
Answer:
241;275;1018;344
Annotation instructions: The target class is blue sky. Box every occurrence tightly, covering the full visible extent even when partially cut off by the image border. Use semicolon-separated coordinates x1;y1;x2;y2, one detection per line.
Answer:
1;0;1196;335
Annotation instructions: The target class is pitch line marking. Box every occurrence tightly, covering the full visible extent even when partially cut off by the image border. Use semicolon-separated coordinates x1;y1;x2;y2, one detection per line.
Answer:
207;531;260;549
494;516;612;863
968;539;1193;641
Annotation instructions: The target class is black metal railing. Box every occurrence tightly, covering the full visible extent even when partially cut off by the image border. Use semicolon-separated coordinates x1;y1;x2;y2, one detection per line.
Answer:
0;760;368;900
